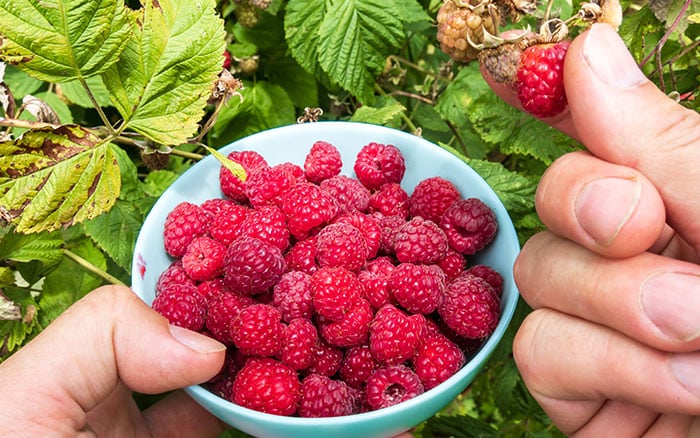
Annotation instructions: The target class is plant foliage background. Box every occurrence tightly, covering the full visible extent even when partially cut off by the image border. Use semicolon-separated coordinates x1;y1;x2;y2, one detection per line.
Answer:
0;0;697;436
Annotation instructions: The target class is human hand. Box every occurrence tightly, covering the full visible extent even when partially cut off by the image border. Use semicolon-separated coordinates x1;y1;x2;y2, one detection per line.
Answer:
486;23;700;435
0;285;228;437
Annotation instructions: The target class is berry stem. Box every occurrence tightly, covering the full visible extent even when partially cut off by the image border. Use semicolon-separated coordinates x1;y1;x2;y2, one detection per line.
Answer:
373;83;419;134
62;249;127;286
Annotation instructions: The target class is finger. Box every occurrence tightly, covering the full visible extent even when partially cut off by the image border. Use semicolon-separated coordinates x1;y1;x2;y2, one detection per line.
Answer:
564;23;700;253
0;285;225;433
513;309;700;433
144;390;229;437
536;150;665;258
514;232;700;351
571;401;658;437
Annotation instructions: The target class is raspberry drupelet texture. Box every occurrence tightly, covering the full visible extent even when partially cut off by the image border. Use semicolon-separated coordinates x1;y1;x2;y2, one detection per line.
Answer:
319;175;371;214
318;298;372;348
205;291;256;344
277;318;319;370
232;358;301;416
440;198;498;255
155;260;194;296
181;236;227;282
151;283;207;331
304;141;343;184
439;273;500;339
516;40;571;118
315;222;368;272
353;142;406;190
311;266;362;321
223;236;286;295
393;216;449;264
368;183;410;219
413;334;466;390
466;264;504;297
219;150;268;202
365;364;424;410
307;340;344;376
298;374;359;417
333;212;382;260
390;263;446;315
281;182;339;240
163;202;210;258
230;303;285;357
339;344;379;389
272;270;314;322
239;205;290;252
409;176;461;224
245;164;297;208
208;202;249;246
283;236;318;275
369;304;426;365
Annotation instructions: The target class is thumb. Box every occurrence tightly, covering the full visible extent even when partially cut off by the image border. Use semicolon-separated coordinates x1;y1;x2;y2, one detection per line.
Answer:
0;285;225;417
565;23;700;252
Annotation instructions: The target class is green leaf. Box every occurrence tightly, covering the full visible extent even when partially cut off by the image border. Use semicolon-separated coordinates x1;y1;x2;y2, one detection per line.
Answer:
0;126;121;233
40;238;106;324
84;199;142;273
464;158;537;216
58;75;112;108
284;0;327;75
389;0;433;24
0;230;63;264
350;101;406;125
141;169;178;198
204;146;247;180
102;0;226;145
211;80;296;145
317;0;405;103
422;414;498;438
2;64;43;99
0;0;131;83
264;55;319;109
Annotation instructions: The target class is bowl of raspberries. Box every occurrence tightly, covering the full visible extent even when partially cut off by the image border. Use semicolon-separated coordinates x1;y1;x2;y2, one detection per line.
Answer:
131;121;520;438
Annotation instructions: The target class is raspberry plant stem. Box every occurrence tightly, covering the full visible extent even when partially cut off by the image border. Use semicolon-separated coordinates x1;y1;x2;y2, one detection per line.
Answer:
62;249;127;286
373;83;419;134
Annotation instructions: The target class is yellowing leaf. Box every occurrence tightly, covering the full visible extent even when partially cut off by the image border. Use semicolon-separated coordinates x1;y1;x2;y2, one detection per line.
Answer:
0;126;121;233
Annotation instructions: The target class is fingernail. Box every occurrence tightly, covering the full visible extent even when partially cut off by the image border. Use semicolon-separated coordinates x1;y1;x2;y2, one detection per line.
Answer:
169;324;226;354
641;272;700;342
670;352;700;399
574;176;640;245
583;23;647;88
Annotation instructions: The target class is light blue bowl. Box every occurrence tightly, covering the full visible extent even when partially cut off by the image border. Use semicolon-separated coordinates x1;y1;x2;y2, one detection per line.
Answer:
131;122;520;438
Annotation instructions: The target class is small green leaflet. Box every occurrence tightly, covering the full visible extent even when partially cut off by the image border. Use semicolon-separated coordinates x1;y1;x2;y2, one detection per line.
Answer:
102;0;226;145
0;125;121;233
0;0;131;83
204;146;247;181
0;230;63;264
350;101;406;125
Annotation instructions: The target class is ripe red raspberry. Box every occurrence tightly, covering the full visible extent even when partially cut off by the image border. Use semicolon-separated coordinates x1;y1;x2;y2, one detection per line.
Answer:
369;304;426;365
283;237;318;275
298;374;358;417
365;365;424;410
413;334;465;390
151;283;207;331
409;176;461;224
163;202;210;257
339;344;379;389
155;260;194;295
440;198;497;255
367;183;409;219
205;291;256;344
181;236;227;281
319;175;370;214
358;268;393;310
276;161;306;182
307;340;344;376
223;236;286;295
245;164;297;208
373;213;406;254
230;303;285;356
200;198;237;216
390;263;446;315
208;202;249;246
239;205;290;252
465;264;504;297
232;358;300;415
516;40;571;118
315;222;368;272
219;150;268;202
281;182;338;240
318;298;372;348
437;249;467;281
333;212;381;259
439;273;500;339
272;270;314;322
393;216;449;264
197;277;230;302
310;266;362;321
303;141;343;184
277;318;319;370
222;50;232;70
353;142;406;190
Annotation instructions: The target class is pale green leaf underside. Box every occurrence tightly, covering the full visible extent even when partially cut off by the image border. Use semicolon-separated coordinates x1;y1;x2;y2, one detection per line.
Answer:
103;0;226;145
0;128;121;233
0;0;131;82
